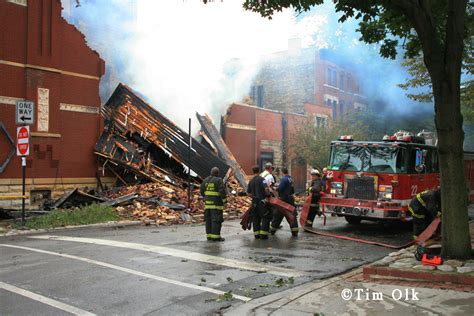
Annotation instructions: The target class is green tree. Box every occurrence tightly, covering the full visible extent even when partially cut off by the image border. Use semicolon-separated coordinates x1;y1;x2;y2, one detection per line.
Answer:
292;114;370;170
244;0;472;258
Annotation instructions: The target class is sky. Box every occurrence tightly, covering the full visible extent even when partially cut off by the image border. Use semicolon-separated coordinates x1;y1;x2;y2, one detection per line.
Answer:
61;0;434;131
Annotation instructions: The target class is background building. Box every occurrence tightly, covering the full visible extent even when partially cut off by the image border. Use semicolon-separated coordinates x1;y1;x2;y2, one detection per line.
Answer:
221;103;308;191
249;39;367;120
0;0;112;209
224;40;368;190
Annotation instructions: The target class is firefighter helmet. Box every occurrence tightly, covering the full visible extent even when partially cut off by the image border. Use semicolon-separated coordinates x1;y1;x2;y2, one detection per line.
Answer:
310;169;320;176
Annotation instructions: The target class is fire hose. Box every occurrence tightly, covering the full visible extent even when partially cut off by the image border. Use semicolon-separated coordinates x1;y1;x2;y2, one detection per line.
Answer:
300;195;441;249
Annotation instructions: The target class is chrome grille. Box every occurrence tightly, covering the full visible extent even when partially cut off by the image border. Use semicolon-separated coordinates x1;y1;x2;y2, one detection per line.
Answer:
345;177;376;200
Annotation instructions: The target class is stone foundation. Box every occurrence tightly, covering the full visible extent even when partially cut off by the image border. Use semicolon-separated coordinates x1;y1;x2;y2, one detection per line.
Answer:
0;177;116;209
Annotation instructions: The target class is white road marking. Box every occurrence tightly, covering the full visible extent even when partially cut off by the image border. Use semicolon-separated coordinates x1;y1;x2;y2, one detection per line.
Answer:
30;235;304;277
0;281;96;316
0;244;251;302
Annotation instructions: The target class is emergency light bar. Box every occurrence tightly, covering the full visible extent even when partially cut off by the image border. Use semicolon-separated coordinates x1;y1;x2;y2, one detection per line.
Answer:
383;131;422;143
339;135;353;141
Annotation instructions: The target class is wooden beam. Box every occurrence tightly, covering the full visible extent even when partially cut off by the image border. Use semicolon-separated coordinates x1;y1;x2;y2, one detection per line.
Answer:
196;112;248;189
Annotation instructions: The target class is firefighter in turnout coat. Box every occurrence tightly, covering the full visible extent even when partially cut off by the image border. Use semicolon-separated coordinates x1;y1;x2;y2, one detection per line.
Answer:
408;188;441;237
305;169;324;227
270;167;299;236
201;167;227;242
247;165;271;239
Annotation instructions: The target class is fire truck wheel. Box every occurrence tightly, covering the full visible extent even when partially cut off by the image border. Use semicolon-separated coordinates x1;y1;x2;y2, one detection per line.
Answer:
345;216;362;225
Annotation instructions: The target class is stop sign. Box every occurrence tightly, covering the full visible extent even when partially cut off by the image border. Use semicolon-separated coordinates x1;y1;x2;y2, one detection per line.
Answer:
17;126;30;156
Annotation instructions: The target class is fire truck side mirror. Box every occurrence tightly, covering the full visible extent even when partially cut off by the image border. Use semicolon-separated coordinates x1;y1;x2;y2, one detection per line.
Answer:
415;148;424;172
415;148;423;166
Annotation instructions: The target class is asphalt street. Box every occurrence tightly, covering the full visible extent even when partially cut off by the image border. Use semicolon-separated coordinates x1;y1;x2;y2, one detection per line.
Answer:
0;217;409;315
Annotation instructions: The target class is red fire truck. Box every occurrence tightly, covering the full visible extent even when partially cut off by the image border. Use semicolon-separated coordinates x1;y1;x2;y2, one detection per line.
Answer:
321;132;441;224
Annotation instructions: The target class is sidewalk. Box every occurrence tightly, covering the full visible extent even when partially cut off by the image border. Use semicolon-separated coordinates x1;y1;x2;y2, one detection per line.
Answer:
225;268;474;315
226;221;474;316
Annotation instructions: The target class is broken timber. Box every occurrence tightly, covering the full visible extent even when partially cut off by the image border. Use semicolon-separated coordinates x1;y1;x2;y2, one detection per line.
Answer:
96;83;230;183
196;112;247;189
101;193;138;207
52;188;106;209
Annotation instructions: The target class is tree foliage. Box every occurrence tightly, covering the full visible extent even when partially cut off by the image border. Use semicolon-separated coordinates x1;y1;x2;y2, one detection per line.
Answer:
292;114;370;170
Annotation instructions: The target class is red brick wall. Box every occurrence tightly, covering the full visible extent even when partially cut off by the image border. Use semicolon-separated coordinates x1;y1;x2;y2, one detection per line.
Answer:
223;104;256;174
225;103;256;126
255;109;282;151
0;0;104;181
304;103;332;117
225;129;256;175
314;53;366;118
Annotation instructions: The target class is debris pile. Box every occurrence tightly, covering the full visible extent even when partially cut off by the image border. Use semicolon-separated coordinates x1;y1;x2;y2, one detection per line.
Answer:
86;83;251;224
106;176;250;225
294;194;308;206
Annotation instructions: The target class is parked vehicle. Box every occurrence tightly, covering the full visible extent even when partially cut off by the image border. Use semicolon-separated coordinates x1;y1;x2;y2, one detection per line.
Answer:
321;132;440;224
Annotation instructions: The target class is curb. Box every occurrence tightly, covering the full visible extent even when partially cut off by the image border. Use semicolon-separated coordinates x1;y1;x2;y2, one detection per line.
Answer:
363;266;474;286
224;267;363;315
0;220;143;237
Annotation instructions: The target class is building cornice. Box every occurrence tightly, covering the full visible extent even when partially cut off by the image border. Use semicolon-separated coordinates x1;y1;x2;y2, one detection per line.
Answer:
0;60;101;80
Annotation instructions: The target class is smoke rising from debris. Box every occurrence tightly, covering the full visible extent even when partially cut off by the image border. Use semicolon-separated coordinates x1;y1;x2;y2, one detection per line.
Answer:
62;0;433;132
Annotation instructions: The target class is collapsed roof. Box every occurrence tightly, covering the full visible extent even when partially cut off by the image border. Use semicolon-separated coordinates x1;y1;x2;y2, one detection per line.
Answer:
95;83;230;184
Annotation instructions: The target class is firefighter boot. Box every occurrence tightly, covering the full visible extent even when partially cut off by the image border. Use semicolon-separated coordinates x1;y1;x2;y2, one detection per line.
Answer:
211;237;225;242
205;210;212;241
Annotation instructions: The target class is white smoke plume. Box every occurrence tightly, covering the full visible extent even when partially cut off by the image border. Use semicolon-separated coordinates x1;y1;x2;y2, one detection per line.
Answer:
62;0;430;131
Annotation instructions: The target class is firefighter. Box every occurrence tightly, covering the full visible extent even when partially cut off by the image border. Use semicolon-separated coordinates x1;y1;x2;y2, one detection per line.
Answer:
260;162;276;194
260;162;277;233
321;167;328;189
270;167;299;236
247;165;271;239
200;167;227;242
305;169;324;227
408;188;441;238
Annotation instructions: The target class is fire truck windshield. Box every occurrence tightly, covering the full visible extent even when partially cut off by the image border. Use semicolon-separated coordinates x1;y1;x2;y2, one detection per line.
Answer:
330;144;406;173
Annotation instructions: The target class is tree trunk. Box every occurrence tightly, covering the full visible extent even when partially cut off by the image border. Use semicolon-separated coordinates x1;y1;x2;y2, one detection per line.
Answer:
432;75;472;259
406;0;472;259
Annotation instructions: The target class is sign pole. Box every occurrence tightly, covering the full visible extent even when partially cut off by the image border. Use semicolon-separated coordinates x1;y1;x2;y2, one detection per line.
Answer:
17;125;30;226
21;156;26;226
188;118;191;209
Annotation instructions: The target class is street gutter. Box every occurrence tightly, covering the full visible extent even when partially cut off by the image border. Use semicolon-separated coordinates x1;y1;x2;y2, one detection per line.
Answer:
0;220;142;237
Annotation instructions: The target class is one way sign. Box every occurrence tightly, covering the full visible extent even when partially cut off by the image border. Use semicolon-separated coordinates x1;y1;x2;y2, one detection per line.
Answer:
16;101;35;125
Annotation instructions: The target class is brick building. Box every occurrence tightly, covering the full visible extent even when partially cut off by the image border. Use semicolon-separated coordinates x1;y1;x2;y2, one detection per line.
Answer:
249;39;367;120
0;0;113;209
221;103;309;191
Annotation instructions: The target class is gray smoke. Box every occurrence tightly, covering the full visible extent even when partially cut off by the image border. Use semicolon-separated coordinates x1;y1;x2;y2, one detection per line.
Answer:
61;0;434;133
